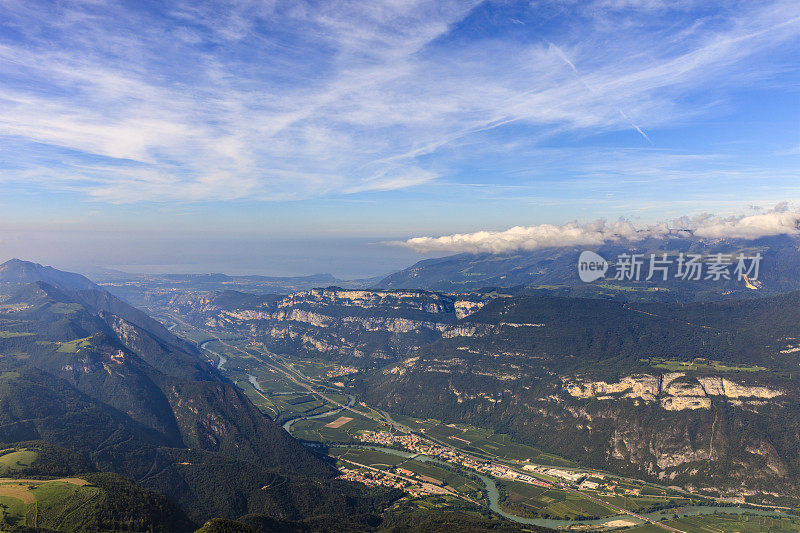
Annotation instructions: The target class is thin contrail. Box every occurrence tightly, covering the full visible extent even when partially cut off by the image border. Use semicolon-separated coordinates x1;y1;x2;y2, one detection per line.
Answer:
548;42;653;145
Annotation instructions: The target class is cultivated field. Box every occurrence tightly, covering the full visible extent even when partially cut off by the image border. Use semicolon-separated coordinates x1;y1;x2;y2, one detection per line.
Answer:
626;513;800;532
0;448;37;475
0;478;97;530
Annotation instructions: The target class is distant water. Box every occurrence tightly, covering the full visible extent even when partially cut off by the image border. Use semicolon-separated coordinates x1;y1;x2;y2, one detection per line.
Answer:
247;374;263;392
200;340;227;370
101;237;433;281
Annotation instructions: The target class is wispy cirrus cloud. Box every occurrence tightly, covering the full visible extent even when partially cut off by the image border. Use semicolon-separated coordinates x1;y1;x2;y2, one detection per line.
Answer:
0;0;798;203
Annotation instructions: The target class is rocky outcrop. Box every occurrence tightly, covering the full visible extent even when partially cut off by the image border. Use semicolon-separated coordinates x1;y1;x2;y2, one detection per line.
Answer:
697;376;782;399
174;288;497;364
442;324;495;338
563;374;782;410
453;299;488;319
276;288;457;314
565;374;660;402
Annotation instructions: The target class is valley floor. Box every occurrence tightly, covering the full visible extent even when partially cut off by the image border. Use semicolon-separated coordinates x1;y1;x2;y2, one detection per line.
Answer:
159;314;800;532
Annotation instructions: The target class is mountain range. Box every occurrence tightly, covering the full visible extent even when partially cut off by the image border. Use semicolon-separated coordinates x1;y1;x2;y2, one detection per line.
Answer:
5;243;800;529
163;274;800;506
377;234;800;301
0;260;410;530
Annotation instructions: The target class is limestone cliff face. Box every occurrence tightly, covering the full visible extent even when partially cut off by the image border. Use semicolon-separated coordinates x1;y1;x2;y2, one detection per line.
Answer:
454;299;488;319
563;373;782;410
166;293;218;315
442;324;495;338
108;314;142;349
697;376;782;399
565;374;661;402
276;288;456;313
174;288;493;364
168;285;800;503
365;356;799;504
441;322;545;338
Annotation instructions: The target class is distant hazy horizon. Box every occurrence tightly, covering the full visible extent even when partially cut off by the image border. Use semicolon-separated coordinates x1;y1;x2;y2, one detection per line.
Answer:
0;231;447;279
5;205;800;279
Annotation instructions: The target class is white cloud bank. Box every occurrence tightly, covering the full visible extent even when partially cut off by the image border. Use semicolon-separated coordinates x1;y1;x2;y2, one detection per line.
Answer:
392;205;800;253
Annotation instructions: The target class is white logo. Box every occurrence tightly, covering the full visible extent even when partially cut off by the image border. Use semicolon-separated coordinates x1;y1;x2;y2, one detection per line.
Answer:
576;251;762;284
578;251;608;283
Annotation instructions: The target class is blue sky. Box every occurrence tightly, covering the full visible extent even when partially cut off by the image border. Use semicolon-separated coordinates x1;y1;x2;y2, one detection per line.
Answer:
0;0;799;276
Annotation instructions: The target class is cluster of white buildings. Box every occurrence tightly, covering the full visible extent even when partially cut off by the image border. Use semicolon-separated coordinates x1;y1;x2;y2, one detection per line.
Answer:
523;464;591;483
348;431;642;501
354;431;553;488
356;430;422;449
338;466;407;490
357;431;481;469
337;465;448;498
325;365;360;378
489;464;551;487
579;480;600;490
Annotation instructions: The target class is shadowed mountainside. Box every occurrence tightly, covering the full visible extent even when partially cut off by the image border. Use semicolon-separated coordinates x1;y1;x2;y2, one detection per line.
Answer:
0;260;411;528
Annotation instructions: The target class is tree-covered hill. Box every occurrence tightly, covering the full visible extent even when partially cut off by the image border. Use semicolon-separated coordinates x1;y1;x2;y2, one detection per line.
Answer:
0;261;408;528
0;443;196;531
377;234;800;302
361;291;800;504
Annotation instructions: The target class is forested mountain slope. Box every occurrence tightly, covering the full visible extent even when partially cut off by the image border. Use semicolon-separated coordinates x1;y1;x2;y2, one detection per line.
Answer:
378;235;800;302
0;260;405;528
363;292;800;505
167;278;800;505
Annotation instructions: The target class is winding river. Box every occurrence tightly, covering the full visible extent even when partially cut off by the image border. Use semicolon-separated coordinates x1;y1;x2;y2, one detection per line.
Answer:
279;415;792;530
327;444;794;528
247;374;264;392
181;322;795;528
282;395;356;432
328;444;634;528
199;340;227;370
